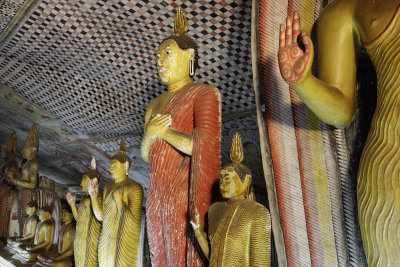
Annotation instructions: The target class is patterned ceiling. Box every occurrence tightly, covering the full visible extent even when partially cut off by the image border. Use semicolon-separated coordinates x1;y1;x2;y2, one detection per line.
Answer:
0;0;262;193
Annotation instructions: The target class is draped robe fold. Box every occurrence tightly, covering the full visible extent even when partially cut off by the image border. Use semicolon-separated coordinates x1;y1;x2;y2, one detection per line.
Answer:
146;83;221;267
74;196;101;267
98;179;143;267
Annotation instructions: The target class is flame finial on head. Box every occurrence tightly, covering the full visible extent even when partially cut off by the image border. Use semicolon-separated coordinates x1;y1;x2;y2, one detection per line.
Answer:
85;156;100;180
24;124;39;152
174;6;188;36
91;156;96;170
230;132;244;164
2;131;17;155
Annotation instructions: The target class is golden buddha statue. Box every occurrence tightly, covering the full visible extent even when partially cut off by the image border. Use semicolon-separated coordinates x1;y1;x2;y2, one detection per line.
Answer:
66;157;101;267
141;7;221;266
37;203;76;267
0;131;18;239
7;125;39;234
16;205;54;261
190;133;271;267
6;201;39;249
88;140;143;267
278;0;400;265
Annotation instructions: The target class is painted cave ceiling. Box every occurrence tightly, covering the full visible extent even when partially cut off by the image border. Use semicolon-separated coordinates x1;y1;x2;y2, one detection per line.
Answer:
0;0;264;195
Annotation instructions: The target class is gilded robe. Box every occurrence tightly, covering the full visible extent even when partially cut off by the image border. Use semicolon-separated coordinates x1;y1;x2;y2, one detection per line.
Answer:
208;199;271;267
147;83;221;266
74;195;101;267
98;179;143;267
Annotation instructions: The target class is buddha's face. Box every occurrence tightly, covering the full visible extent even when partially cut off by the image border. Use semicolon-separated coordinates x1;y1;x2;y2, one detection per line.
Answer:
219;167;249;199
109;159;126;179
62;210;72;223
157;39;193;85
81;175;90;192
26;206;36;216
38;209;50;221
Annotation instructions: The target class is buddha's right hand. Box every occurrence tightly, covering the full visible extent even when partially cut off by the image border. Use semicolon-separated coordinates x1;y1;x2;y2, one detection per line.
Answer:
66;192;76;206
278;11;313;85
189;202;201;231
87;178;99;198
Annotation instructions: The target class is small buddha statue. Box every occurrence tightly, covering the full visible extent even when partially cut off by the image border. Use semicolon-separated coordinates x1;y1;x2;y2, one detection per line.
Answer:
66;157;101;267
6;201;39;249
88;139;143;267
6;125;39;233
140;7;221;266
190;133;271;266
16;205;55;261
0;131;18;240
37;203;76;267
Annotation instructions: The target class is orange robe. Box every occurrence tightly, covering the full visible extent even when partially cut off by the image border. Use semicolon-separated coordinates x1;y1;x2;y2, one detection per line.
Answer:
147;83;221;267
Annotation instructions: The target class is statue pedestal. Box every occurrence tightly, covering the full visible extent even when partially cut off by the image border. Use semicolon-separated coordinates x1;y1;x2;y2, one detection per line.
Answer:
0;246;34;267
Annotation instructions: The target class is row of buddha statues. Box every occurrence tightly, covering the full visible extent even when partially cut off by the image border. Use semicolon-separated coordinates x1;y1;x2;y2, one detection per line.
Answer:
0;127;271;267
0;9;273;263
1;0;398;265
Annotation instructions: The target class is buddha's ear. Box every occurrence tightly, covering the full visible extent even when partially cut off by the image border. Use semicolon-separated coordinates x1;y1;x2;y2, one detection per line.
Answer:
188;48;195;60
244;174;252;197
125;161;130;176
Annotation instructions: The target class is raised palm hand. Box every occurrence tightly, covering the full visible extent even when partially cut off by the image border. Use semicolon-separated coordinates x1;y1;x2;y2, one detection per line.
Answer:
87;178;99;198
66;192;76;206
278;11;313;84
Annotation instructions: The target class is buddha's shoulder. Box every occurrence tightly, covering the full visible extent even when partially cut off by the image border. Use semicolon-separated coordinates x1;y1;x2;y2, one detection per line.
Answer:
208;200;225;213
28;215;39;222
239;199;270;215
40;219;55;227
124;179;143;192
191;83;219;93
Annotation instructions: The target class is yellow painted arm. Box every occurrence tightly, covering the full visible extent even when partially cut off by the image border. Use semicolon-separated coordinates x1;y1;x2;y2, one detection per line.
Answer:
141;103;154;163
90;195;104;221
193;226;210;259
18;219;38;241
281;1;359;126
160;128;193;156
12;161;38;189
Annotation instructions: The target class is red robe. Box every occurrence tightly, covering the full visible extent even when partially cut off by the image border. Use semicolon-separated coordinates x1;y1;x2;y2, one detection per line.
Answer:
147;83;221;267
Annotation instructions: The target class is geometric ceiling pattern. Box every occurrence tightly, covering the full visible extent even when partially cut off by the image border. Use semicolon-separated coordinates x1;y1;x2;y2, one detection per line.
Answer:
0;0;253;138
0;0;261;195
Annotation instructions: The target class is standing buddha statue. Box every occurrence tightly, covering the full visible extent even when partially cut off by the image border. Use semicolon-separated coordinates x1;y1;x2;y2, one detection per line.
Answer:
140;7;221;266
190;133;271;267
0;131;18;240
277;0;400;265
6;201;39;250
66;157;101;267
88;140;143;267
37;203;76;267
16;205;54;262
7;125;39;234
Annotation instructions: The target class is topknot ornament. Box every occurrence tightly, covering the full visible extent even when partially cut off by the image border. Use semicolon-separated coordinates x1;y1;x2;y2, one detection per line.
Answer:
230;132;244;164
174;6;188;36
24;124;39;152
2;131;17;156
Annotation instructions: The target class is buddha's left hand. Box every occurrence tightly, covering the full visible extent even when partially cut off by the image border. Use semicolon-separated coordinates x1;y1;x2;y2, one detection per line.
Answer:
146;114;171;140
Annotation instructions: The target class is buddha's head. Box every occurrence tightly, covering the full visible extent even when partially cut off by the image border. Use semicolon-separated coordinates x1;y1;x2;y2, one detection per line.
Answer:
157;7;198;86
219;133;252;199
1;131;17;160
22;125;38;160
38;205;51;221
110;139;130;180
81;157;100;193
26;201;38;216
61;204;73;224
